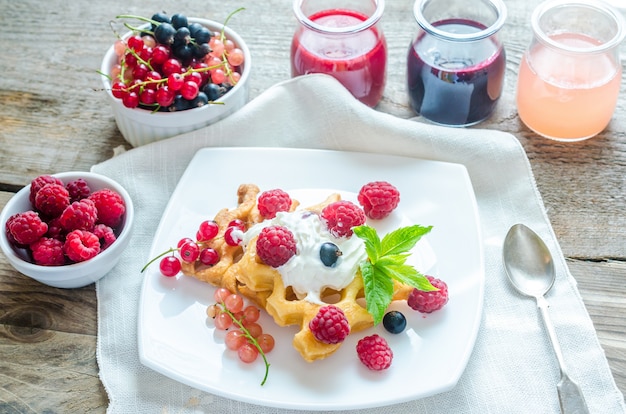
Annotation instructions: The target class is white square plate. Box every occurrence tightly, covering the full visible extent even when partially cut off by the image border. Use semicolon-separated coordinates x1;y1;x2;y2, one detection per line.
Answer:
138;147;484;411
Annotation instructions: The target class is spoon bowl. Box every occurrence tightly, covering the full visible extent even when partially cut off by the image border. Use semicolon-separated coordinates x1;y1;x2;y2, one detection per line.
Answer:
503;223;555;298
503;224;589;414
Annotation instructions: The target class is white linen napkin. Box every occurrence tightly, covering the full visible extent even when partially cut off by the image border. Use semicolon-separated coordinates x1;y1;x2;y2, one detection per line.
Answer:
92;74;625;414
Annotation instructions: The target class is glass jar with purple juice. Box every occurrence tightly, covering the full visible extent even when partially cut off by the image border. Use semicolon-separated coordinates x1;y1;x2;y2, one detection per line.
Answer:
407;0;507;126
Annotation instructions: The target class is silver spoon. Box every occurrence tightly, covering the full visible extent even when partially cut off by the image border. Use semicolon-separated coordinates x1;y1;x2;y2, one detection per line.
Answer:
503;224;590;414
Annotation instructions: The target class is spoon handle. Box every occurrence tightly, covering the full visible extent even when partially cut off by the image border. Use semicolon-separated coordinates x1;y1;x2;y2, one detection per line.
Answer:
537;296;590;414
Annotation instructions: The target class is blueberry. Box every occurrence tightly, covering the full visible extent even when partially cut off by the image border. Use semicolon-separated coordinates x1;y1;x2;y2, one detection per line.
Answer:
191;92;209;108
174;27;191;45
173;43;193;62
193;27;212;44
202;83;221;101
154;22;176;45
168;95;190;112
188;22;204;38
192;42;211;59
320;242;342;267
383;311;406;334
171;13;188;29
151;12;171;30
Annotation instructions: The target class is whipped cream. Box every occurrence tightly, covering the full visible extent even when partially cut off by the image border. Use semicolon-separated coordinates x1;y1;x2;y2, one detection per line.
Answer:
242;210;367;304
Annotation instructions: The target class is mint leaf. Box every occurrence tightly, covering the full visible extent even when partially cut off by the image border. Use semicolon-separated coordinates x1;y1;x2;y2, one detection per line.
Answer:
379;262;438;292
353;225;381;263
360;260;394;326
354;224;436;325
380;225;432;256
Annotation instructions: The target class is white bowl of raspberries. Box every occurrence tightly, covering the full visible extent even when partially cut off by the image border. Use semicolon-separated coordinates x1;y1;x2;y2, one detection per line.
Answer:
0;172;134;288
100;11;251;147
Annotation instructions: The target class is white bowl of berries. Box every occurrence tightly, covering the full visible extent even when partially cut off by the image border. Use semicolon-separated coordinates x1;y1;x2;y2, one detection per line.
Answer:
100;11;251;147
0;172;134;288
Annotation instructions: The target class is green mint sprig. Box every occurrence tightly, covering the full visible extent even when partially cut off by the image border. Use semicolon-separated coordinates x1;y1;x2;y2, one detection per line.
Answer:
353;224;438;325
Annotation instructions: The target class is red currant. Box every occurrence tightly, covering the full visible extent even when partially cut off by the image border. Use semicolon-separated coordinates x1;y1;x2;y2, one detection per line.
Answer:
227;48;245;67
151;45;170;65
139;88;156;105
145;71;162;88
197;220;219;241
138;47;153;63
199;247;219;266
155;86;175;107
224;226;243;246
167;73;184;91
162;58;183;76
257;334;275;353
124;52;138;67
132;63;149;80
122;91;140;108
228;219;245;230
242;305;260;323
238;343;259;363
210;68;226;84
224;294;244;313
214;287;231;302
243;321;263;339
206;304;220;318
215;311;233;330
179;240;200;263
225;329;247;351
180;81;199;100
111;81;127;99
159;256;181;277
185;71;203;86
127;35;145;52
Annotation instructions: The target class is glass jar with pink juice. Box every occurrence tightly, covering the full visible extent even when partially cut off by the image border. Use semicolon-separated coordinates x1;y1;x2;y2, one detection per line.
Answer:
291;0;387;107
407;0;507;126
516;0;625;141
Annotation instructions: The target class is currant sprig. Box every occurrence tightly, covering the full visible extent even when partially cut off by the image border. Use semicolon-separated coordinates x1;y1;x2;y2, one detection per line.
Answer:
215;300;271;386
141;219;245;276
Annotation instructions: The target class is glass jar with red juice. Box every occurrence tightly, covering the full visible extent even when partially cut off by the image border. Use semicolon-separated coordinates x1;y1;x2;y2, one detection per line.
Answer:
291;0;387;107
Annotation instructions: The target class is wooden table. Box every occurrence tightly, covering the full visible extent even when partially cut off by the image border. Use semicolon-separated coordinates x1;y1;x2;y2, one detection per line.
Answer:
1;0;624;411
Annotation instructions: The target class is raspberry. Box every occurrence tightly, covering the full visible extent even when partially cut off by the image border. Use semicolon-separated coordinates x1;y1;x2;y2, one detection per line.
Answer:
6;211;48;245
93;224;117;250
357;181;400;220
34;183;70;218
45;217;65;240
88;188;126;227
65;178;91;202
407;275;449;313
356;334;393;371
29;175;64;205
63;230;101;262
59;198;98;232
320;201;366;238
309;305;350;344
31;237;66;266
258;189;292;219
255;225;297;267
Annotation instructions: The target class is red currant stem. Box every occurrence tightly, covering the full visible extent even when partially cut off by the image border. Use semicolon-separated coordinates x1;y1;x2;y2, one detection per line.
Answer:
123;45;155;71
96;70;112;82
141;239;224;272
219;8;246;84
218;302;270;386
141;247;178;273
115;14;160;26
220;8;245;39
110;63;227;98
122;22;156;39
